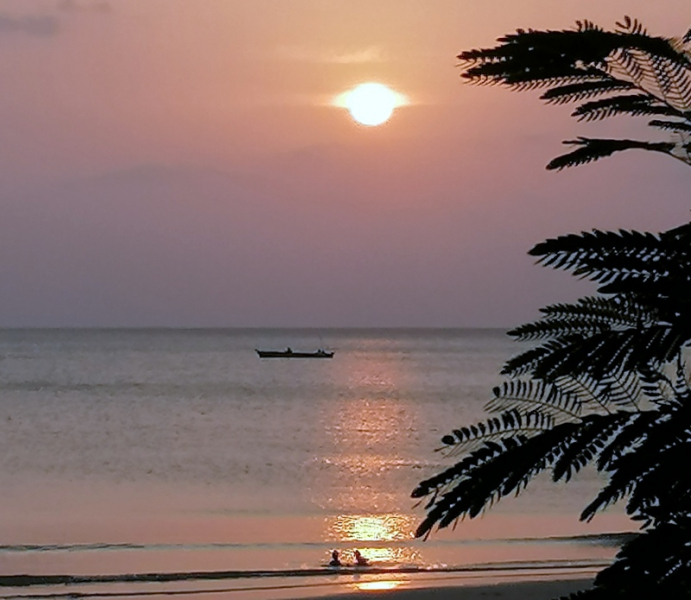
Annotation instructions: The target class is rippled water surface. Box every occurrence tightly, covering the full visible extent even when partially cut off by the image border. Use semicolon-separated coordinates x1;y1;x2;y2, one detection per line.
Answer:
0;329;631;598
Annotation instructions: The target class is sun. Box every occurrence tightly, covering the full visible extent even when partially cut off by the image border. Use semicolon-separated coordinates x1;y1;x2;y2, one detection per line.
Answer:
335;83;406;127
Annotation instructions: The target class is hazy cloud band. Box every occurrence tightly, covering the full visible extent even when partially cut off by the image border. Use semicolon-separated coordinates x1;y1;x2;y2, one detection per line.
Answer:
0;14;59;37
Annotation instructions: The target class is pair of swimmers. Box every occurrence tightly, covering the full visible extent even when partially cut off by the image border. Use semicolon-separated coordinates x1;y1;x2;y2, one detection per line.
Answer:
329;549;369;567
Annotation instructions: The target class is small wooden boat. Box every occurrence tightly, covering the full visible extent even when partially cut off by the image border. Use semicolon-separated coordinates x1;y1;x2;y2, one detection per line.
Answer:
255;348;334;359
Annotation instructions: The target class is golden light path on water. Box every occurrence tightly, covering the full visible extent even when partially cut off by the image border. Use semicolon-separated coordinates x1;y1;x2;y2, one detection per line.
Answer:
331;514;413;542
327;513;420;564
310;338;629;591
326;514;418;593
316;344;427;583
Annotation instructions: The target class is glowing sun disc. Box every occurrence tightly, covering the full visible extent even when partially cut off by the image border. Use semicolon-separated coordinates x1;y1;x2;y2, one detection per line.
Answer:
344;83;400;126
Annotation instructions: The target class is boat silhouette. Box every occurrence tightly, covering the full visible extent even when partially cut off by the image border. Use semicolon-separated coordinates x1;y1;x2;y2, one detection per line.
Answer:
255;348;334;359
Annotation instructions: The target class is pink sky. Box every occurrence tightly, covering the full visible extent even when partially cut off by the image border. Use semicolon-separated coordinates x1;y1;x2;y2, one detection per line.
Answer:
0;0;690;327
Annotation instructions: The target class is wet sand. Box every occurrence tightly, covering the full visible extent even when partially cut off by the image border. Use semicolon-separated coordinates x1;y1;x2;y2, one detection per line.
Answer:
304;577;590;599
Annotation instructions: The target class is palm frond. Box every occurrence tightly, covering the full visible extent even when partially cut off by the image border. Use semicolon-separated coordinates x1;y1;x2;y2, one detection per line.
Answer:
509;317;611;341
615;16;648;36
582;400;691;520
503;326;685;382
608;46;691;112
552;412;632;482
593;517;691;596
554;374;616;414
648;118;691;132
459;24;688;89
638;365;674;404
540;79;636;105
572;94;682;121
459;18;691;170
529;228;690;286
412;437;526;507
598;370;643;409
537;295;657;329
551;371;641;412
530;229;654;269
625;442;691;519
416;24;691;595
562;515;691;598
487;379;583;420
415;422;581;537
547;137;675;170
596;410;658;471
439;410;553;457
501;338;572;377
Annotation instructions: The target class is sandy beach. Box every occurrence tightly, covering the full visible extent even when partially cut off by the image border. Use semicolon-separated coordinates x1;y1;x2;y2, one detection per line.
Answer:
304;578;590;599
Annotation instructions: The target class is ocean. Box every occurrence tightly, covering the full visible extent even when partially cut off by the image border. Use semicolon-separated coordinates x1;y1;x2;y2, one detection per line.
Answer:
0;329;631;598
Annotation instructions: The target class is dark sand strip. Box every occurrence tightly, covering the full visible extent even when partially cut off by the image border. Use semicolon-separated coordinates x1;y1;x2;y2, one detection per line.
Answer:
0;576;595;600
0;560;608;588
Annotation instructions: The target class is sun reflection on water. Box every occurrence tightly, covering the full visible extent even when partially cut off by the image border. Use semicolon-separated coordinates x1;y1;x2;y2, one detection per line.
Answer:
353;579;408;592
326;513;421;564
314;350;430;566
330;513;414;542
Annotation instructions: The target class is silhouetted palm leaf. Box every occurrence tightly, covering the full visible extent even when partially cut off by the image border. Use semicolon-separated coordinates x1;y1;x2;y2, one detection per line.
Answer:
459;18;691;168
529;229;683;276
503;327;685;380
413;437;525;507
541;79;636;104
552;413;633;482
439;409;554;456
649;118;691;132
416;17;691;597
638;365;674;404
498;223;691;382
561;516;691;598
572;94;681;121
595;410;659;471
538;295;656;328
415;423;582;537
582;400;691;522
487;379;582;420
547;138;676;169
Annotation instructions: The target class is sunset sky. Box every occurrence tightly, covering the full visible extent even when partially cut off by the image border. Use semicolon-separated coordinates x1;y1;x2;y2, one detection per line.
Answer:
1;0;690;327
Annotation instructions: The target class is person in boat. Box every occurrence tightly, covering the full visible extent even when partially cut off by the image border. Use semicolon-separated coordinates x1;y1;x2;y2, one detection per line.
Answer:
353;549;369;566
286;347;293;354
329;550;342;567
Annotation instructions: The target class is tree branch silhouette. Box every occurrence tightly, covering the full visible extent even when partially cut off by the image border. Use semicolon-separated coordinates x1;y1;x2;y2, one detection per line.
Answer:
415;17;691;597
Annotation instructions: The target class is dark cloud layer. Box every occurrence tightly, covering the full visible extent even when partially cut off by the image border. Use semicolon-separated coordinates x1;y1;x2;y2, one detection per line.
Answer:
0;14;59;36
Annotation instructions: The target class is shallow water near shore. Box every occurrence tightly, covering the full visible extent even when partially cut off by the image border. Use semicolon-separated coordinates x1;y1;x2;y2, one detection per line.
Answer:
0;329;631;598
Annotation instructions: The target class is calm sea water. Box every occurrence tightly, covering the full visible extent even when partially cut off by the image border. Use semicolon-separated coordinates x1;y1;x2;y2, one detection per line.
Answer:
0;329;631;598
